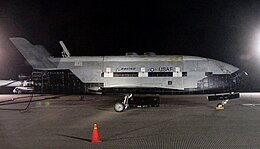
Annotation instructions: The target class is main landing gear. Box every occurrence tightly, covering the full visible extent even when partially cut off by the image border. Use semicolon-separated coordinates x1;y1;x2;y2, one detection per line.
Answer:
114;94;160;112
114;94;132;112
207;92;240;110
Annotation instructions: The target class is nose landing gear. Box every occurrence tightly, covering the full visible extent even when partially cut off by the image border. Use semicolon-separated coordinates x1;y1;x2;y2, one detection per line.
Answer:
207;93;240;110
216;99;229;110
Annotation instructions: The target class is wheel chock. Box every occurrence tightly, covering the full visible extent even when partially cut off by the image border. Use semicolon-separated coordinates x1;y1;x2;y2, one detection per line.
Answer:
216;106;224;110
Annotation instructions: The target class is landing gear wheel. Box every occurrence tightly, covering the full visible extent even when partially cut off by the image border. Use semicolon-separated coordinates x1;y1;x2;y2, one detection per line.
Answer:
114;102;125;112
217;103;223;107
216;103;224;110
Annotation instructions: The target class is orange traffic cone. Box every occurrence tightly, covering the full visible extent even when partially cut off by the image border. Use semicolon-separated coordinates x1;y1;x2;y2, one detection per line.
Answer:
91;123;102;143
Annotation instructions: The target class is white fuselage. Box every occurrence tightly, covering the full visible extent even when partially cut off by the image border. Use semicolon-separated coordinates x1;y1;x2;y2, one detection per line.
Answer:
47;55;239;90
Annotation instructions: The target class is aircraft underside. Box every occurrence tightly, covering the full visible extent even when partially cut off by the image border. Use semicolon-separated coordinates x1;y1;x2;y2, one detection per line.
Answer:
31;69;247;95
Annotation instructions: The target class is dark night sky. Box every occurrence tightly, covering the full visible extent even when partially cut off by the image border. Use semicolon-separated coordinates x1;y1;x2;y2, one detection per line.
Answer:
0;0;260;90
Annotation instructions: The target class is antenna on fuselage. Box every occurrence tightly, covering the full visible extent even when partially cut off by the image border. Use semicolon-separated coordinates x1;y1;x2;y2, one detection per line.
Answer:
59;41;71;58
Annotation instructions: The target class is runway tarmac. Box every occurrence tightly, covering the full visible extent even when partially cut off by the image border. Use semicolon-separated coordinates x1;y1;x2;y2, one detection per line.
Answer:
0;93;260;149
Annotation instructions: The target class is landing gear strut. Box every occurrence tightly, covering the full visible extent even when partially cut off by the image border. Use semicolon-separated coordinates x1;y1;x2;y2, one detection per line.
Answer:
207;92;240;110
216;99;229;110
114;94;132;112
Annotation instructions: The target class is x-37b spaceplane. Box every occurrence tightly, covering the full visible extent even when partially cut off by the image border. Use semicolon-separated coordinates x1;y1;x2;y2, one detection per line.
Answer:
9;38;247;112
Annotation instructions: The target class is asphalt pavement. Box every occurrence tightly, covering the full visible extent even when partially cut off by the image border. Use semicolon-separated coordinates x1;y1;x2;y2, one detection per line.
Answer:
0;93;260;149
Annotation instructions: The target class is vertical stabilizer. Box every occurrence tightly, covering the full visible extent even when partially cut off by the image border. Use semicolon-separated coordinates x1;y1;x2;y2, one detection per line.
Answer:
9;37;56;69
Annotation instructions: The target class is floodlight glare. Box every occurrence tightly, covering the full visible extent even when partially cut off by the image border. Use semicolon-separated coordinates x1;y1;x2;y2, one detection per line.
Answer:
252;29;260;55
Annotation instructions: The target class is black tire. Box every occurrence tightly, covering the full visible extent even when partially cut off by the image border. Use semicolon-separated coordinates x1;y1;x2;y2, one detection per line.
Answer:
114;103;125;112
216;103;223;108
